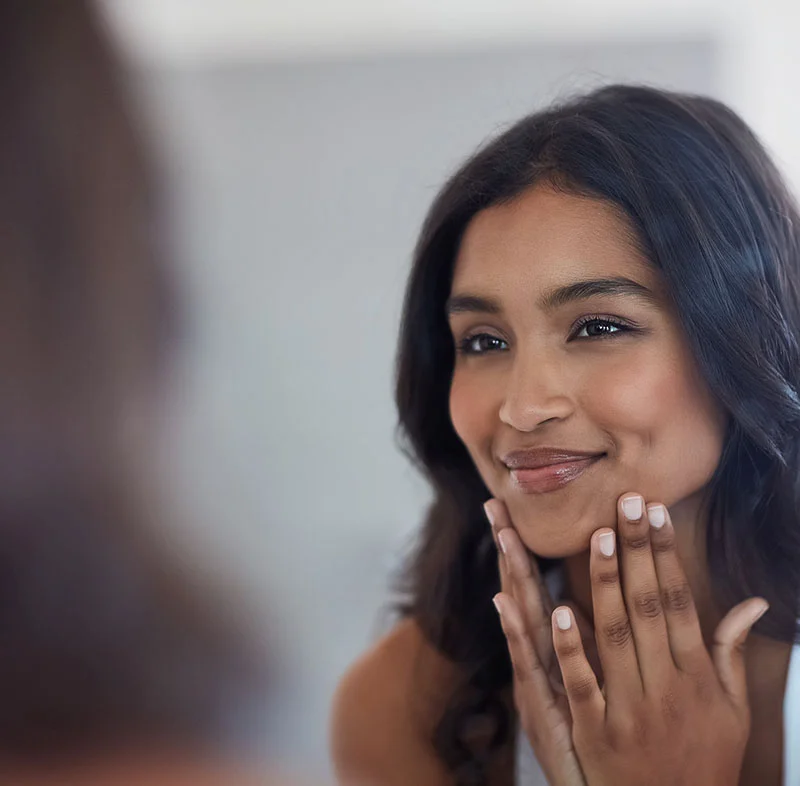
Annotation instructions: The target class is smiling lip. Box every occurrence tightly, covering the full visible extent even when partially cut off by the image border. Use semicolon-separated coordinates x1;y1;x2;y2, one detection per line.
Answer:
502;448;606;495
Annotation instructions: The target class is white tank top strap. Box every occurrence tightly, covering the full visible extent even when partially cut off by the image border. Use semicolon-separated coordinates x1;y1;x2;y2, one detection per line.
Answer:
783;636;800;784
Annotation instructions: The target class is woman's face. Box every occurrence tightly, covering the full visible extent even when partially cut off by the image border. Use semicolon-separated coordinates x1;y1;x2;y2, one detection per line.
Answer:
447;183;728;558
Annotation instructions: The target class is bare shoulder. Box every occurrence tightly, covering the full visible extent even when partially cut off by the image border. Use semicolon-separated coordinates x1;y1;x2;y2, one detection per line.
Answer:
330;617;457;786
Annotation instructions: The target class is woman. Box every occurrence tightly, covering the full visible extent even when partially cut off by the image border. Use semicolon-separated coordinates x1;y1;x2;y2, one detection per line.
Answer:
0;2;276;783
331;84;800;785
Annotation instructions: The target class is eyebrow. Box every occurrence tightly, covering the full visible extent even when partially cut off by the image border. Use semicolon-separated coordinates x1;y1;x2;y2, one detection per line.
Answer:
445;276;658;316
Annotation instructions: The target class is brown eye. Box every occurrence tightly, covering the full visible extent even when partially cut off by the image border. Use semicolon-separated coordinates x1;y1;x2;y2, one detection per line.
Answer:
457;333;508;355
571;317;631;340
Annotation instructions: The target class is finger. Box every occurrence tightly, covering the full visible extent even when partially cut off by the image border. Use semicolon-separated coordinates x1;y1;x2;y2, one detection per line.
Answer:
488;499;554;605
484;500;512;596
646;503;709;676
552;606;605;727
493;591;561;719
617;493;672;687
498;526;554;669
562;600;603;685
712;597;769;713
590;526;643;702
485;498;554;613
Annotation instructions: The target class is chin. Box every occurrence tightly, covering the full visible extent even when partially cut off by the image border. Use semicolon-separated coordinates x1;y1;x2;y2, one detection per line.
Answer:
503;498;614;559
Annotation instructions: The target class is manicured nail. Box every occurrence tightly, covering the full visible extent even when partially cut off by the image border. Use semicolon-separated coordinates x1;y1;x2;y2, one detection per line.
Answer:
555;607;572;631
484;501;496;529
647;504;666;529
497;529;509;555
622;495;643;521
493;594;505;617
598;531;616;557
751;601;770;625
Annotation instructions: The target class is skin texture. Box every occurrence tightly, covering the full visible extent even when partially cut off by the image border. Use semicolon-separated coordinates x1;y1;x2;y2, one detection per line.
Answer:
448;182;728;564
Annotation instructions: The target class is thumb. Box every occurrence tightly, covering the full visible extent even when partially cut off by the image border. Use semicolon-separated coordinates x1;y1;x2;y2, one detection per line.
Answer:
712;597;769;710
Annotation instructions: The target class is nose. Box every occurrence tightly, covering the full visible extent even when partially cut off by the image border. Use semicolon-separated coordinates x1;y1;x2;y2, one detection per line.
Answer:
498;348;574;432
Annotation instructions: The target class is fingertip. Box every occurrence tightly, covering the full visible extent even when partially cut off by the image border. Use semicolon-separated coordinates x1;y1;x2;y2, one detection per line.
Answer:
594;528;616;558
749;598;770;627
497;528;510;555
620;492;644;522
483;499;499;528
492;593;504;615
553;606;573;632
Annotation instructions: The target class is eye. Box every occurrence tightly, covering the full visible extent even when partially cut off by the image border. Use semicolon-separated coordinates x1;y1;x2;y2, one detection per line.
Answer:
456;333;509;356
570;316;632;340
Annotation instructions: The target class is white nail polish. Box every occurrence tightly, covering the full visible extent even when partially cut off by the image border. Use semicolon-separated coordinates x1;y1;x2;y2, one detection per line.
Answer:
555;608;572;631
648;504;666;529
599;531;616;557
497;529;509;555
622;495;643;521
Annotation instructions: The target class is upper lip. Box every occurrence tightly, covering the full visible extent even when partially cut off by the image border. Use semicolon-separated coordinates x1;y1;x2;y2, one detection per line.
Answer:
501;447;605;470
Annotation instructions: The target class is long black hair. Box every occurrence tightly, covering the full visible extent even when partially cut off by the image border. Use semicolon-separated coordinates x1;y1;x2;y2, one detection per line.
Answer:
395;84;800;785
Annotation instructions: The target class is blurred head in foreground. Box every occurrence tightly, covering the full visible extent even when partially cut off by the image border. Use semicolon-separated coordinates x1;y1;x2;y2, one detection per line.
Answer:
0;1;270;781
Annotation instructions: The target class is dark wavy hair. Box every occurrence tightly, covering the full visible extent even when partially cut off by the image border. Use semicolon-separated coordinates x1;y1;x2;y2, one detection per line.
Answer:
395;83;800;785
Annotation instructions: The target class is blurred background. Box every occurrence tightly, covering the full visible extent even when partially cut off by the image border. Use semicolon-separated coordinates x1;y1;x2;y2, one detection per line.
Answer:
96;1;799;781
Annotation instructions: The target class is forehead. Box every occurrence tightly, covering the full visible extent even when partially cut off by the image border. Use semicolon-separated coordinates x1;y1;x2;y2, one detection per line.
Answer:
452;183;660;296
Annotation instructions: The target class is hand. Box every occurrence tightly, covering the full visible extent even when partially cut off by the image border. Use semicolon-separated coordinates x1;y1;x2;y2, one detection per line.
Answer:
485;498;593;786
492;492;769;786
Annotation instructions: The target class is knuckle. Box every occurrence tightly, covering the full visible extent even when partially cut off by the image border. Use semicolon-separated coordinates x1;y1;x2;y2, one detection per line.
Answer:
660;688;684;725
661;582;694;615
632;589;663;620
650;531;675;554
606;719;631;751
692;672;715;703
595;567;621;587
632;716;649;747
621;532;650;551
509;650;531;684
567;674;597;703
502;623;522;647
555;639;582;660
610;710;649;748
602;616;633;647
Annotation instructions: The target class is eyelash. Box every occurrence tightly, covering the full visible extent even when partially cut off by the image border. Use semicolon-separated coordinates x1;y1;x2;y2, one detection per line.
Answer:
455;315;633;356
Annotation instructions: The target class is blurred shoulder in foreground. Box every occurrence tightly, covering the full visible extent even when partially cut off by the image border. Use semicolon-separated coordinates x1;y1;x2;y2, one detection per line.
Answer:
331;618;460;786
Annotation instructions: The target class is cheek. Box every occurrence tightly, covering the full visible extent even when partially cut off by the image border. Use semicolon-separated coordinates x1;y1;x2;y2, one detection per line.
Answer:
449;371;497;463
582;350;725;500
449;373;480;445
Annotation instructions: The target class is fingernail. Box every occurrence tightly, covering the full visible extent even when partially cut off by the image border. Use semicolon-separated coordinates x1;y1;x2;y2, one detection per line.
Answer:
598;531;616;557
484;501;496;529
622;495;643;521
752;601;770;625
647;504;667;529
492;595;504;617
555;607;572;631
497;529;509;555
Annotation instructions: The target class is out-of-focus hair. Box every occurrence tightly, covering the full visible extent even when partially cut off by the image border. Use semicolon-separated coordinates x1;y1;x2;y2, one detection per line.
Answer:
0;0;264;763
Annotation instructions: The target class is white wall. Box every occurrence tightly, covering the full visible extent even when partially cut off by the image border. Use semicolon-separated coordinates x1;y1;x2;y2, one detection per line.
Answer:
103;0;800;190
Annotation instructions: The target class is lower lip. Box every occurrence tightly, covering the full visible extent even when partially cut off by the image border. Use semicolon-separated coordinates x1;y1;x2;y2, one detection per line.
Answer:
509;456;604;494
